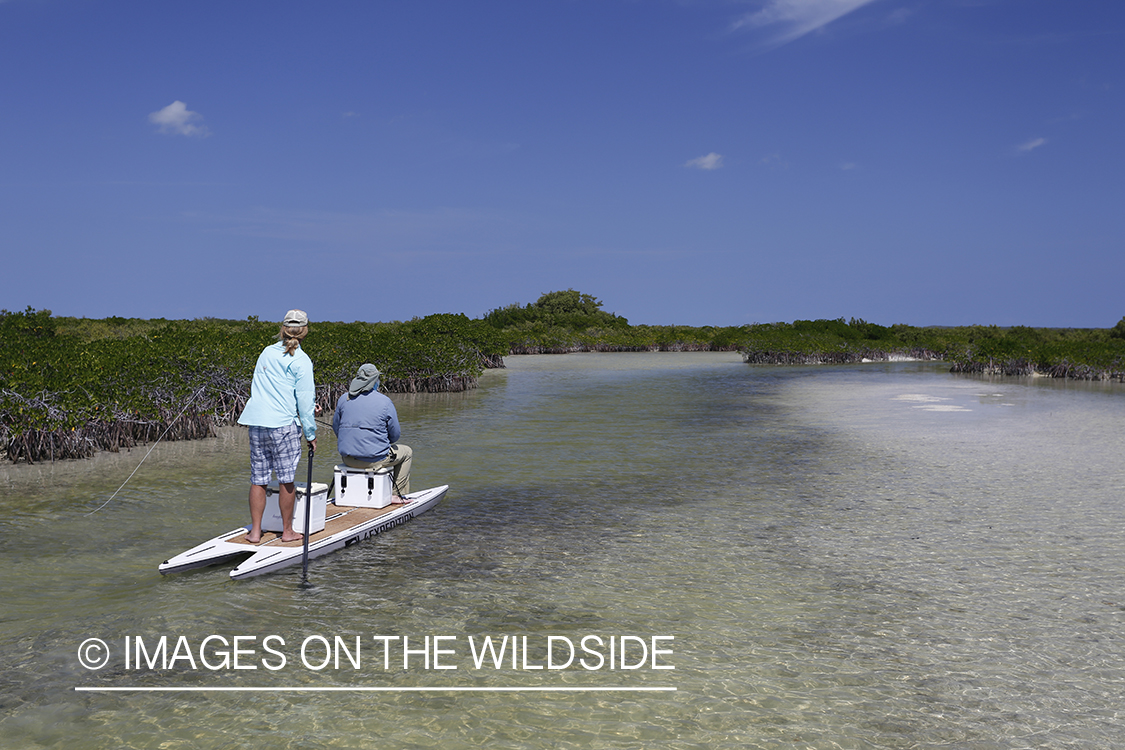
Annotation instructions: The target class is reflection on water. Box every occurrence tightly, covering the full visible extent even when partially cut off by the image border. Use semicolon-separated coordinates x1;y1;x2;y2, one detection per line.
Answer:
2;353;1124;748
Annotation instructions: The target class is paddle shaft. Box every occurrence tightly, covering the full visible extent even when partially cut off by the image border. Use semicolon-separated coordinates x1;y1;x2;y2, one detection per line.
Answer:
302;444;314;577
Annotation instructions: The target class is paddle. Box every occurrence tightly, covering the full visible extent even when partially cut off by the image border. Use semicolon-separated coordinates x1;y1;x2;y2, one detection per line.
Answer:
301;443;315;579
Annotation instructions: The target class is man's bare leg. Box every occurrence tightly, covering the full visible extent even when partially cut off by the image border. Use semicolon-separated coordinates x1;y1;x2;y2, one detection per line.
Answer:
278;481;302;542
247;484;268;543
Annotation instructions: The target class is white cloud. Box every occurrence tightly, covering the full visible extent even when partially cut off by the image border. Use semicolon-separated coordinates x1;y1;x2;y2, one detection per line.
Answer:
685;152;724;170
733;0;883;46
148;101;210;137
1016;137;1047;152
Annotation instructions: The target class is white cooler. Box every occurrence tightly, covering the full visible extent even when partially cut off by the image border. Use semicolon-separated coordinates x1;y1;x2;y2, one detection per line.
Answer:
263;481;329;534
334;465;392;508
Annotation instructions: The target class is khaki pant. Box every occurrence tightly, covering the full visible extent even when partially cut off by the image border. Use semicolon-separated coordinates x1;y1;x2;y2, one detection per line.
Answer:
341;444;412;496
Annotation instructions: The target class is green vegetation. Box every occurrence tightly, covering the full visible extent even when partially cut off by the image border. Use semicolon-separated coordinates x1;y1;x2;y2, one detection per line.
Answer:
483;289;635;352
737;318;925;364
939;323;1125;379
4;296;1123;464
734;319;1125;380
480;295;1125;381
484;289;629;331
483;290;739;353
1112;316;1125;340
1;307;506;463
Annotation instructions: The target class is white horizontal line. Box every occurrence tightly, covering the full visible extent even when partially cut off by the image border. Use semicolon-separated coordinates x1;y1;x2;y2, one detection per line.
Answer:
75;686;676;693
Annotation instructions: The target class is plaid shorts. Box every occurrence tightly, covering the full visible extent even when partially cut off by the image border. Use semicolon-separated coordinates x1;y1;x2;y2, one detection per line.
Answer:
248;423;302;485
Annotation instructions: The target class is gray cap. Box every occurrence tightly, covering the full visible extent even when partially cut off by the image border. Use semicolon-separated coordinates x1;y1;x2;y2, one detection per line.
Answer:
349;363;381;398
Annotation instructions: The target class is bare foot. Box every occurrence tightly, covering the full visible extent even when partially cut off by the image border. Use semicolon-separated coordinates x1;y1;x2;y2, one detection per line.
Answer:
246;532;262;544
391;496;408;504
280;531;303;543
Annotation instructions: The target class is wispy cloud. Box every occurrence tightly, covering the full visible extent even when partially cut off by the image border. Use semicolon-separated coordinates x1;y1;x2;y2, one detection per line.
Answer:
760;152;788;169
148;101;210;137
885;6;913;25
733;0;884;47
1016;137;1047;153
685;152;724;170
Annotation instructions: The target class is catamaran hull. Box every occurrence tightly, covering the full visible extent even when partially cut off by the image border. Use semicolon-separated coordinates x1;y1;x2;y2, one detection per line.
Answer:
159;485;448;580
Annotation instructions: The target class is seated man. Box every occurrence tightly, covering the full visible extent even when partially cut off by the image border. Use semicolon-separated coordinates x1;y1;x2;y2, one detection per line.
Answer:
332;363;412;502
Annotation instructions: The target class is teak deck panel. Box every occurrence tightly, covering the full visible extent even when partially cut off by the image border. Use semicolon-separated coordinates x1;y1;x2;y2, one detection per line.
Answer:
231;502;403;547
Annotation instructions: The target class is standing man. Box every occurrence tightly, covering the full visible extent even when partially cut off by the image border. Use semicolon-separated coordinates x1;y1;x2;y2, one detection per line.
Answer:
237;309;318;543
333;363;412;502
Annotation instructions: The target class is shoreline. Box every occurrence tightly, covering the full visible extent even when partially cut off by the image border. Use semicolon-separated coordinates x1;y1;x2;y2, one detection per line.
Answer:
0;425;247;491
5;348;1123;466
948;357;1125;382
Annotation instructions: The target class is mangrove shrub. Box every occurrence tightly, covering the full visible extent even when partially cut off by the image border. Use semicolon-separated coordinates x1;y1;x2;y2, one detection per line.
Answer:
1;310;508;463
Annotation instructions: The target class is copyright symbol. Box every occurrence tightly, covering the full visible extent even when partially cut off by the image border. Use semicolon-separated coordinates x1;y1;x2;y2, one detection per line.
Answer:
78;638;110;670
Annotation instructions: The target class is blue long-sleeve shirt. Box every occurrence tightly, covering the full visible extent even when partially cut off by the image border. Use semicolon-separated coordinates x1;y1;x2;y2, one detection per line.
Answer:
332;389;400;461
237;342;317;440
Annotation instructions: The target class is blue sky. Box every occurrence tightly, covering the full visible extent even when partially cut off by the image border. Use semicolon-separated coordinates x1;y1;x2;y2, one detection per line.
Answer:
2;0;1122;328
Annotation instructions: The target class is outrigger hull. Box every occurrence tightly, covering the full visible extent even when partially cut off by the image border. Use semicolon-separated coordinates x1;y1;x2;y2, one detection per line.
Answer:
159;485;448;580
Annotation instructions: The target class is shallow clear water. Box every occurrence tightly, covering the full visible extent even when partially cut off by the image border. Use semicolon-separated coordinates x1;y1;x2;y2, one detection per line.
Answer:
1;353;1123;748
